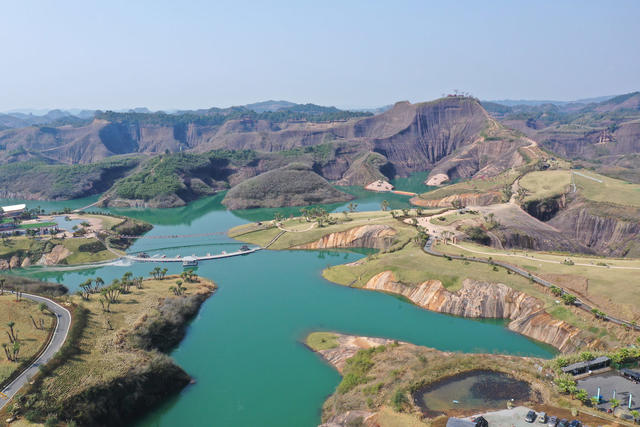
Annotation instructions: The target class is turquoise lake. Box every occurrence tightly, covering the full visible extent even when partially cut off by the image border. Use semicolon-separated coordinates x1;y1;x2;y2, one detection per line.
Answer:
2;177;554;426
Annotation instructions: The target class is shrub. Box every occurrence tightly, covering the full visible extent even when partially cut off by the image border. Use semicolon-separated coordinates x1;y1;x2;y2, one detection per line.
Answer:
77;241;107;253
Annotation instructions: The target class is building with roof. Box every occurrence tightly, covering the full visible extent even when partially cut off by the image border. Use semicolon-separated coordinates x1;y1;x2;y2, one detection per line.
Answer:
562;356;611;376
1;204;26;218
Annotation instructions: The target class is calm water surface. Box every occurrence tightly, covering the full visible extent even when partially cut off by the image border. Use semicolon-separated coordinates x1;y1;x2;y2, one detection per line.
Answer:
2;179;554;427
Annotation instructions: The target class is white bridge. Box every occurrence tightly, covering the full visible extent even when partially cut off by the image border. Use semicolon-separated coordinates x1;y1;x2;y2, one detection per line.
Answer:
125;246;261;263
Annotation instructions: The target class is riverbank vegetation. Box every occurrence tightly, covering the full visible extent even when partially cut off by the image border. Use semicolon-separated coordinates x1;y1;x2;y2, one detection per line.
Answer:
1;275;216;426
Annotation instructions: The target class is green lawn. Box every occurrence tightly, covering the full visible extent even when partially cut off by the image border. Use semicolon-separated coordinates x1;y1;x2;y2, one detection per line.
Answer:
18;222;57;229
574;170;640;207
57;238;117;264
519;170;571;202
305;332;339;351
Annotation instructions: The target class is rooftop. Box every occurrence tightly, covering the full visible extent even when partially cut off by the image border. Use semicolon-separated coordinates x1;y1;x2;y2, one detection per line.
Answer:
1;204;26;212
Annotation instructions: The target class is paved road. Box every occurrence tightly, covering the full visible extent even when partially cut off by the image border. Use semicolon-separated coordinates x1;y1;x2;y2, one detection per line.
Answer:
0;291;71;410
424;237;640;331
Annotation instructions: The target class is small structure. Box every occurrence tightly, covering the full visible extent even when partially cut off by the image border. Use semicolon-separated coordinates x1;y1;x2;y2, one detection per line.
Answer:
562;356;611;376
1;204;26;218
182;256;198;267
446;416;488;427
621;368;640;382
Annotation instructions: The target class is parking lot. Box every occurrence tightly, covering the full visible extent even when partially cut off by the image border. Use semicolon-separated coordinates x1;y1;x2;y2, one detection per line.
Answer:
578;371;640;411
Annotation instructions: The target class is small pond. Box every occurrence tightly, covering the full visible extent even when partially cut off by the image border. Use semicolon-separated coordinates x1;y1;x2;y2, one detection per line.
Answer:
412;370;531;417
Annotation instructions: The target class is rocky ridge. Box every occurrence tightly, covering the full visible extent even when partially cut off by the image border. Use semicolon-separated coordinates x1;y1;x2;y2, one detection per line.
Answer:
363;272;598;352
294;225;397;250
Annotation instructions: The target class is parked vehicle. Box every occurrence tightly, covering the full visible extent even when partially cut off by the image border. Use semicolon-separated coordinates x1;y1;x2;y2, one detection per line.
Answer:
547;415;558;426
538;412;547;423
557;419;569;427
525;410;537;423
568;421;581;427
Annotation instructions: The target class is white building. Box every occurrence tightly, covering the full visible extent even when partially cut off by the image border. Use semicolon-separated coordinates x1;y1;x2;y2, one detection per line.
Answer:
1;204;26;218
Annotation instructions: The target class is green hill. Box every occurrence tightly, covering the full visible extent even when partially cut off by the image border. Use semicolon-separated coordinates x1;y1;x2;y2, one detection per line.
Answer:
222;163;353;209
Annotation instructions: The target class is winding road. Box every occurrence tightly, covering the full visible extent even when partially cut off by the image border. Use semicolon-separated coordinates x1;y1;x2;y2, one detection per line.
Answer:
0;291;71;410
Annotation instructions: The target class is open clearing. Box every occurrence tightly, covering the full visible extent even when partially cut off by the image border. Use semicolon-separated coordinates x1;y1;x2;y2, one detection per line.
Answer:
519;169;640;207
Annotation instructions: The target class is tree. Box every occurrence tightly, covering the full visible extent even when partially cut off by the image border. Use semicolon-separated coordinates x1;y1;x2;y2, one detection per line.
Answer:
590;396;600;407
160;268;168;279
561;293;577;305
7;321;17;343
610;398;620;410
94;277;105;293
381;200;390;211
0;278;5;296
550;286;563;297
170;280;186;296
575;389;589;404
79;279;93;300
502;184;513;202
630;410;639;421
451;199;464;209
150;267;162;279
347;202;358;213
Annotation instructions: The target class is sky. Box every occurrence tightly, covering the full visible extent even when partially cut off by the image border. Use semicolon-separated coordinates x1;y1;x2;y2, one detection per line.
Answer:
0;0;639;111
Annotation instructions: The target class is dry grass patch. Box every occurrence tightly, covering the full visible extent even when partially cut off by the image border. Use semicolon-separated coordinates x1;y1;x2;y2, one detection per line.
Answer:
0;295;53;383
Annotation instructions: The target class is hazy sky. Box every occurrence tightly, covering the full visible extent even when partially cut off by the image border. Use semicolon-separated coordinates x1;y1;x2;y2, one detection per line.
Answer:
1;0;638;111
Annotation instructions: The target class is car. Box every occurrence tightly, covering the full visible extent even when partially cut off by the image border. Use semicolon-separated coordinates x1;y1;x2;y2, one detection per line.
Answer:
538;412;547;423
525;410;537;423
568;421;581;427
557;419;569;427
547;415;558;426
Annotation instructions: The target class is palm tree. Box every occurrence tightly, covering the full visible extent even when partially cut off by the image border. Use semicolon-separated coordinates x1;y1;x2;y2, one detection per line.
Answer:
610;397;620;411
94;277;104;292
347;202;358;213
161;268;168;279
630;410;639;422
381;200;390;211
7;321;16;343
0;278;5;295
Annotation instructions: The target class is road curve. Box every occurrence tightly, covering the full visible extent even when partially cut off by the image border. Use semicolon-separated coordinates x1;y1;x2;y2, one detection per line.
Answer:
0;291;71;410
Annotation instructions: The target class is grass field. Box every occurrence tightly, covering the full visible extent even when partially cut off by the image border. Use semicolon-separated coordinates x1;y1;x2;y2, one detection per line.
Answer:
229;210;414;250
0;294;53;383
305;332;339;351
518;169;640;207
574;170;640;207
56;237;115;264
429;211;479;226
519;170;571;202
435;241;640;322
417;170;518;201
